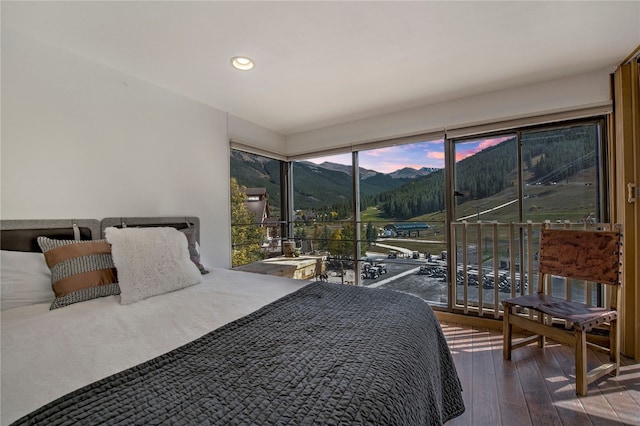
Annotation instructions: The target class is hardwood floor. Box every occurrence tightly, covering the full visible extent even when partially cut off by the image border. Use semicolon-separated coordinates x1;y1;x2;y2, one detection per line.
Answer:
440;322;640;426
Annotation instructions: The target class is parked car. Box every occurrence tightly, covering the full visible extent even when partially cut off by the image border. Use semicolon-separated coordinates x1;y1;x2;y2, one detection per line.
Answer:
372;262;387;274
417;265;430;275
362;268;380;279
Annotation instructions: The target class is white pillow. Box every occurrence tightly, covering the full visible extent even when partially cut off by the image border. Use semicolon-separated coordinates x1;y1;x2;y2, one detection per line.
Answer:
105;226;202;305
1;250;54;311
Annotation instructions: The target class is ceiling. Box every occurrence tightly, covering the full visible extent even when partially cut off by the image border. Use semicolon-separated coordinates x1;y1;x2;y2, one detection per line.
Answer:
2;1;639;135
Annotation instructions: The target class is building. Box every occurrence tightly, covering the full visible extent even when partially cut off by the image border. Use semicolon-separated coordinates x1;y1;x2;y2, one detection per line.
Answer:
244;188;270;227
383;223;431;238
244;187;279;244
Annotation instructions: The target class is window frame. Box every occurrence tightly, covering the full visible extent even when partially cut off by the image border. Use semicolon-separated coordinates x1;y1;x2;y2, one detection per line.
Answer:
230;115;610;312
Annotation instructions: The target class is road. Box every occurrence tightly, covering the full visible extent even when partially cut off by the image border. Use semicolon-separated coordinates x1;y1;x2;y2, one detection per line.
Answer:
456;199;518;221
376;238;443;244
373;242;414;257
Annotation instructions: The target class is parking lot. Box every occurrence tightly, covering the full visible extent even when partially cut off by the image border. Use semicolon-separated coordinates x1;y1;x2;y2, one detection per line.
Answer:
323;252;449;306
323;252;533;308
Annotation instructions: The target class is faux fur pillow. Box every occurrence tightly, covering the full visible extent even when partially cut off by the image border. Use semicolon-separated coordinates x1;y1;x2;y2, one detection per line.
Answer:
105;226;202;305
37;237;120;310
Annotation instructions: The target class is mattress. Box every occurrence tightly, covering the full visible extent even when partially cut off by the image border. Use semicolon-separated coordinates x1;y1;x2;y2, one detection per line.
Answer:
1;268;307;425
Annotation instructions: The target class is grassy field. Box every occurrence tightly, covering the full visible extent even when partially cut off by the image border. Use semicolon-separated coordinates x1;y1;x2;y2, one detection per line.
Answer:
452;166;598;223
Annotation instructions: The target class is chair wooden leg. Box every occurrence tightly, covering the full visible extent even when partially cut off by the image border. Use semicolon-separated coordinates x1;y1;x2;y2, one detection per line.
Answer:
575;328;588;396
503;304;512;360
610;318;620;376
537;312;546;348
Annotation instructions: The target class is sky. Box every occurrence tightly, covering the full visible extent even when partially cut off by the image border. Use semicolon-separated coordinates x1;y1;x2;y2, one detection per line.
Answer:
306;136;509;174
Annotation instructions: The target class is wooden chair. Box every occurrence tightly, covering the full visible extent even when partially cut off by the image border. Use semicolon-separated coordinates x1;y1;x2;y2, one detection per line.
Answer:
502;224;623;396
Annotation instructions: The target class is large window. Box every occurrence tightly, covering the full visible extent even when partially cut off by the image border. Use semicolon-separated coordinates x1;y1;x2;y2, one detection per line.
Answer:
230;118;608;312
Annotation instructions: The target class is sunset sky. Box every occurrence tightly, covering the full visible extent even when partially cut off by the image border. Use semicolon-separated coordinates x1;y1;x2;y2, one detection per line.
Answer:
307;136;509;174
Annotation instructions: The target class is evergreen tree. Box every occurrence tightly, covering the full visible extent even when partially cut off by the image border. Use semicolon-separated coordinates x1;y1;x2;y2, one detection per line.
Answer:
230;178;266;267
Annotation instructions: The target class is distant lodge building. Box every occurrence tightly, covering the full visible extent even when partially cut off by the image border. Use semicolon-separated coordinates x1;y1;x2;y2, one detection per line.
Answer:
383;222;430;238
245;188;270;225
244;188;278;240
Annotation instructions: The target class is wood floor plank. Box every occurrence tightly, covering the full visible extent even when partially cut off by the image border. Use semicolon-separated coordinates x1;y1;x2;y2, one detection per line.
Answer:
591;350;640;425
442;323;472;426
537;341;593;425
489;329;532;424
489;329;526;403
498;400;532;426
470;328;501;425
515;345;564;426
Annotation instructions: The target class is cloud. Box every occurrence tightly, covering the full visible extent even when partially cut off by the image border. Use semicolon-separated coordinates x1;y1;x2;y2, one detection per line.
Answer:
362;161;404;174
304;138;447;173
307;153;352;165
456;136;512;161
362;147;395;157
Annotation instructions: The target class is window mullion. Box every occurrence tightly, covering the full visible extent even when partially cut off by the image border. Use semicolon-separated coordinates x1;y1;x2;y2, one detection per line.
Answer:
353;151;361;286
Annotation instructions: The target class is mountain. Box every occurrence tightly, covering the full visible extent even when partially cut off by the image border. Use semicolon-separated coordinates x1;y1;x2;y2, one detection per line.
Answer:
231;152;413;211
300;161;378;180
390;167;439;179
301;161;439;181
292;161;411;209
230;150;283;207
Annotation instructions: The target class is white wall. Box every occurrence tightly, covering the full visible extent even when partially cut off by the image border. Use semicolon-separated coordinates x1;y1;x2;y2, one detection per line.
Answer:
1;31;231;268
285;68;613;155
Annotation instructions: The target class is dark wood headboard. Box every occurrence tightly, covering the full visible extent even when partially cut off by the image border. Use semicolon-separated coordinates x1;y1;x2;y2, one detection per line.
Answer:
0;219;101;252
0;217;200;252
100;217;200;244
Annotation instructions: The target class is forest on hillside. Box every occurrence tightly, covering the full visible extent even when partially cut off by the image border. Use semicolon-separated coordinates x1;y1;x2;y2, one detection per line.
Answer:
363;126;597;220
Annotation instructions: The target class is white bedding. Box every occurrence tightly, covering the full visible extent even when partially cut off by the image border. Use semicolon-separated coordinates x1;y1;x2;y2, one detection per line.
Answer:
0;268;308;425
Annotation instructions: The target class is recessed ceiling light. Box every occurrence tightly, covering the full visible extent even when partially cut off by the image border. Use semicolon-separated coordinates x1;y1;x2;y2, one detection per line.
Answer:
231;56;255;71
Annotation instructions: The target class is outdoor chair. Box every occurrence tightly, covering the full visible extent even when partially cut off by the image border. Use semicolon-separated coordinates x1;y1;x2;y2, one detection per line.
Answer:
502;224;623;396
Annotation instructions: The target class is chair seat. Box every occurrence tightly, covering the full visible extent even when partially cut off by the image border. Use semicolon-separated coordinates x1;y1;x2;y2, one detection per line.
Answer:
503;293;617;331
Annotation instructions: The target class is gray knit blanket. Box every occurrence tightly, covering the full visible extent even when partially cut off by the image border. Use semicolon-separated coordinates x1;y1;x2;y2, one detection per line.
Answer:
12;282;465;425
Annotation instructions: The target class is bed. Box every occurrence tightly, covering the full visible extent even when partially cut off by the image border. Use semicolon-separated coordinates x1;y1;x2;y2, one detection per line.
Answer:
1;217;465;425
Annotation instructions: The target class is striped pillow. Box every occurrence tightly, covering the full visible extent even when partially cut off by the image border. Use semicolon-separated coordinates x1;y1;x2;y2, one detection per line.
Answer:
37;237;120;310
